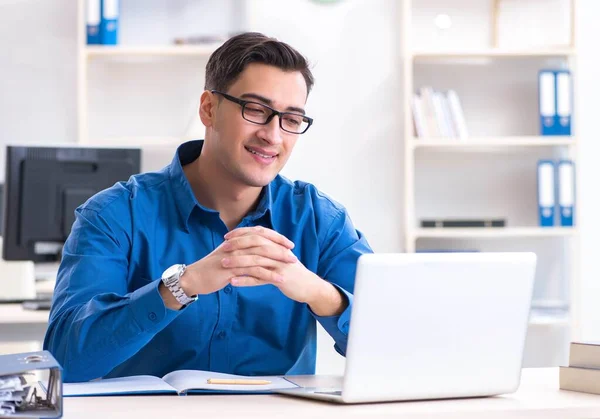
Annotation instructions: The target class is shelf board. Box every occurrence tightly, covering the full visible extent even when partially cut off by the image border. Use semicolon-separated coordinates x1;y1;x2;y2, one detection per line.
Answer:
411;136;576;150
411;48;576;59
413;227;578;239
82;136;182;147
529;316;569;326
85;45;221;57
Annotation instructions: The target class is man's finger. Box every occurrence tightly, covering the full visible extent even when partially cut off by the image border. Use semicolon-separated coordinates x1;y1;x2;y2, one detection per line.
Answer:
230;277;269;287
224;226;294;249
223;235;297;260
227;246;297;264
222;235;271;252
222;254;282;269
230;267;284;284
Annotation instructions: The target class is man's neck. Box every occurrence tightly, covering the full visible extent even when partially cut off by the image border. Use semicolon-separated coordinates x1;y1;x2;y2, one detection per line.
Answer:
183;150;263;231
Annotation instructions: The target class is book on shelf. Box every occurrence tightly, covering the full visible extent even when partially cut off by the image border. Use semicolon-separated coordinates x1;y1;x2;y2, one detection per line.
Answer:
537;159;576;228
560;342;600;395
412;87;468;140
100;0;119;45
538;69;572;136
86;0;119;45
558;160;575;227
86;0;101;45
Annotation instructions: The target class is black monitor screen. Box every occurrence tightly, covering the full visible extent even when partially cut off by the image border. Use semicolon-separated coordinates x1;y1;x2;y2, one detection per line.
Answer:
2;146;141;262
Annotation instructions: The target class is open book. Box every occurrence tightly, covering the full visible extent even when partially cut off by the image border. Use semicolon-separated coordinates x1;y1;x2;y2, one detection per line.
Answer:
64;370;299;397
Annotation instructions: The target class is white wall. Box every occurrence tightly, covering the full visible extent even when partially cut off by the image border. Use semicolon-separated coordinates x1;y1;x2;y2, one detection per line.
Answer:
2;0;600;373
574;0;600;343
246;0;405;255
0;0;78;182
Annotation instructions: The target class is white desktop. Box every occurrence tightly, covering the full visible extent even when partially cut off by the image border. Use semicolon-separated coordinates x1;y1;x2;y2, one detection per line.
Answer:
0;238;36;302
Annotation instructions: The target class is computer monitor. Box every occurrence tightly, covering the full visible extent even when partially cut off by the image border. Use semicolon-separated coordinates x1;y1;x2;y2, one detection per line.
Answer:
2;145;141;262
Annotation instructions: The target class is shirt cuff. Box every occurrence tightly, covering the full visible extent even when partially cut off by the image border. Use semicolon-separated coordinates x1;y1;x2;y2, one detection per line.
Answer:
129;278;183;333
309;283;353;352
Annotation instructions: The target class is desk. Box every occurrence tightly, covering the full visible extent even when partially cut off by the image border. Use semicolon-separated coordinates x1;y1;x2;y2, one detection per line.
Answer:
0;304;49;325
0;276;54;353
0;304;48;353
62;368;600;418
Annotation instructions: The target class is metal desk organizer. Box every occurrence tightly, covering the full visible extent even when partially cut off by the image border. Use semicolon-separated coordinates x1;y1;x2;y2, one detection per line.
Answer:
0;351;62;418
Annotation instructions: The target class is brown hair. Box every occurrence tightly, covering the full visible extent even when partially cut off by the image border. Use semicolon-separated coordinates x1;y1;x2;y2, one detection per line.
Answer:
204;32;314;95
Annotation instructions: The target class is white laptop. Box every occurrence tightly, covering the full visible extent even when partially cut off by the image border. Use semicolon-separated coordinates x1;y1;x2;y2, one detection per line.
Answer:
279;252;537;404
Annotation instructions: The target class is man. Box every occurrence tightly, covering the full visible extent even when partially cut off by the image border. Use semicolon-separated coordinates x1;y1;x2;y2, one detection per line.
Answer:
44;32;372;383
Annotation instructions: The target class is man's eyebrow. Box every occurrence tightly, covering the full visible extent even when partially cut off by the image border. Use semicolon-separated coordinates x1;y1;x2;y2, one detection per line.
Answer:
240;93;306;115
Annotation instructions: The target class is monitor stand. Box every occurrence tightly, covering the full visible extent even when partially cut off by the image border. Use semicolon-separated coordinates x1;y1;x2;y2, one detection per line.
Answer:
0;258;36;302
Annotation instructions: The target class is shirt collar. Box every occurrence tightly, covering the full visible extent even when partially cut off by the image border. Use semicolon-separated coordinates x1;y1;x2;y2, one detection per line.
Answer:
246;180;273;225
168;140;273;232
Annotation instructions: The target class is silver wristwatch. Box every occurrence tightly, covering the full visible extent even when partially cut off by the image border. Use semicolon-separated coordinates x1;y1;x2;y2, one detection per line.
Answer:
161;264;198;307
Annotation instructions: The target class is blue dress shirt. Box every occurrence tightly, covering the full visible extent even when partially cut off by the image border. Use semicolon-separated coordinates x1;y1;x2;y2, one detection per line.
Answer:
44;140;372;383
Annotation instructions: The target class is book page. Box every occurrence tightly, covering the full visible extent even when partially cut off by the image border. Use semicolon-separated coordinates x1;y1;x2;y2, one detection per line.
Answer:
162;370;298;394
64;375;177;396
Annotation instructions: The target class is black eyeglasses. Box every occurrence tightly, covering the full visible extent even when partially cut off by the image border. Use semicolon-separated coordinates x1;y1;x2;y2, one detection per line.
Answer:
211;90;313;134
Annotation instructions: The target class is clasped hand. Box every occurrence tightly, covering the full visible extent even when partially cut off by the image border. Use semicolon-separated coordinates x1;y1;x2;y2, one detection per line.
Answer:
182;226;324;305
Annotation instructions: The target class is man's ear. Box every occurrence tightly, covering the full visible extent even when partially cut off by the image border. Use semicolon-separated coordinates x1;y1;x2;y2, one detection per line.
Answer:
199;90;217;127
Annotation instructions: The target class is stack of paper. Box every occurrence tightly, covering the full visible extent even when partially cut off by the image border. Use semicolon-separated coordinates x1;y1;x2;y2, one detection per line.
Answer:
0;351;62;418
0;374;30;416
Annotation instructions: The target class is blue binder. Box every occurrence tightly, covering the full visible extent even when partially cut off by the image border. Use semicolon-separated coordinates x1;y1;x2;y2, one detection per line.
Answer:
539;70;557;135
537;160;556;227
558;160;575;226
100;0;119;45
86;0;101;45
0;351;62;417
555;70;572;136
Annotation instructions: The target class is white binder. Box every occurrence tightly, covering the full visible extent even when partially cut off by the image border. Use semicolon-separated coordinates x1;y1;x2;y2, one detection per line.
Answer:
539;71;556;135
556;71;572;135
558;160;575;226
537;160;555;227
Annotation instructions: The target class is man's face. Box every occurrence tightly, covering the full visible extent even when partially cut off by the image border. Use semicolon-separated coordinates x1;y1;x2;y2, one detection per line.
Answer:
206;63;308;188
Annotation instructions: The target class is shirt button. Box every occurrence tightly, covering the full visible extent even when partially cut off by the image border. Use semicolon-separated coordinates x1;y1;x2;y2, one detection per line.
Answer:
148;312;157;321
224;285;232;294
217;330;227;339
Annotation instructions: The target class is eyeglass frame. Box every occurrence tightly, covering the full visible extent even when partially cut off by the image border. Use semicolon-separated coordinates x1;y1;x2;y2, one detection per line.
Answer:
211;90;314;134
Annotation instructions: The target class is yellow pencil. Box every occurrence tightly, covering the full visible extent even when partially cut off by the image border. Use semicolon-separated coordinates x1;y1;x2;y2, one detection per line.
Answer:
207;378;271;385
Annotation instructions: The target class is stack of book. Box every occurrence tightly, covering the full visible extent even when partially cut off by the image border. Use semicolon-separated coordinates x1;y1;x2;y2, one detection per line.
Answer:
412;87;469;140
559;342;600;395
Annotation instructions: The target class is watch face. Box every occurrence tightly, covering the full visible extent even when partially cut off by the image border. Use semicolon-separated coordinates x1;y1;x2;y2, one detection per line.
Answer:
163;264;181;279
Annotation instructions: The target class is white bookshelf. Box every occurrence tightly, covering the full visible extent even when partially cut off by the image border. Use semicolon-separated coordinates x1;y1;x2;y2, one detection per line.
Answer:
529;315;570;327
411;136;577;149
412;227;579;239
402;0;578;367
85;45;221;58
412;48;576;59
